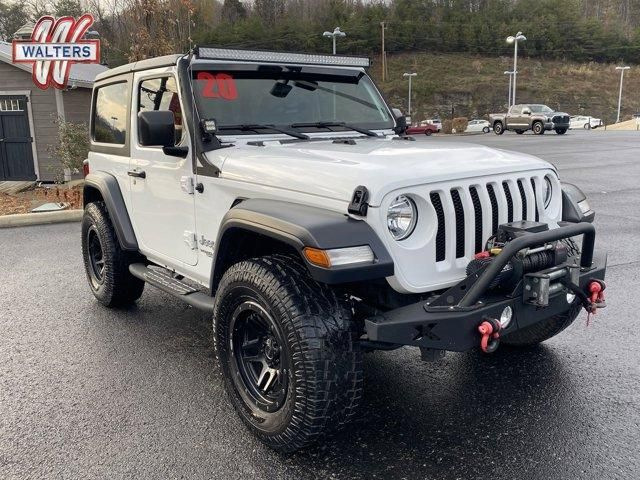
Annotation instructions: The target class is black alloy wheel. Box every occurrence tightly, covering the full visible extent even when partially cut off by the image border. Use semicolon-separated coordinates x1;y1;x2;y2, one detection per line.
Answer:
230;300;289;413
81;202;145;307
86;225;105;290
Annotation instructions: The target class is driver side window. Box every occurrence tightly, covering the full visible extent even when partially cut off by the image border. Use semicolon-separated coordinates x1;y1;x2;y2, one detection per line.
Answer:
138;76;183;145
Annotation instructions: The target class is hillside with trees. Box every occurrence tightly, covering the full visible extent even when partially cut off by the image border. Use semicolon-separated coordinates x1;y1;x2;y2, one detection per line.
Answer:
1;0;638;121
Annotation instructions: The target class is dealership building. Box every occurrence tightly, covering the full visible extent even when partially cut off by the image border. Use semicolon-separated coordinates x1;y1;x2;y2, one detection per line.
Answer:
0;31;107;182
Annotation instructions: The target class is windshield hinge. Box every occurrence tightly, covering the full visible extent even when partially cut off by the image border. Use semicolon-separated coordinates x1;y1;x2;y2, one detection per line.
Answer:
348;185;369;216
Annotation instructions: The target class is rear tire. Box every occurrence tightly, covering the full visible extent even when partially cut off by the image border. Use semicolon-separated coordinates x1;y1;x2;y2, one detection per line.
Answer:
482;126;490;133
81;202;145;307
583;123;591;130
493;122;504;135
213;255;363;452
502;302;582;347
532;121;544;135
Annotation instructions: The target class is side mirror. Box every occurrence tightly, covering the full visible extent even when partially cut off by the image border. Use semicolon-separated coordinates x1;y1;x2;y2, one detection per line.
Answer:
392;108;407;134
522;108;532;115
561;183;595;223
138;110;175;147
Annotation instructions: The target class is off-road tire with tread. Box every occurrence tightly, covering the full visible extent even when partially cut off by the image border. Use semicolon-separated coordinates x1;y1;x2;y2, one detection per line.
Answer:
503;301;582;347
213;254;363;452
81;202;145;307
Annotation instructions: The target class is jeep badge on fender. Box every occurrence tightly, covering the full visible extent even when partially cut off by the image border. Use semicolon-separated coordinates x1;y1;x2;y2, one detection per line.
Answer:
81;48;607;452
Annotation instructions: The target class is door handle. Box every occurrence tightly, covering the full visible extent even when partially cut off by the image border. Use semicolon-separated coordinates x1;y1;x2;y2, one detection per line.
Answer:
127;169;146;179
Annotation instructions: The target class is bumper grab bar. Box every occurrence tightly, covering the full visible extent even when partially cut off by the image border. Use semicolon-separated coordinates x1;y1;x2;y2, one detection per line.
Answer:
458;222;595;308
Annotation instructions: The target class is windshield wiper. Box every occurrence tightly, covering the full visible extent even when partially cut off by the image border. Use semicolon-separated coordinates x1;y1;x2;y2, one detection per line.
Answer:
290;121;380;137
217;124;309;140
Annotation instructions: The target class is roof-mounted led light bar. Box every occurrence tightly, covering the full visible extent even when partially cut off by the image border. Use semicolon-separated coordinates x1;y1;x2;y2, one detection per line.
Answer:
196;47;370;68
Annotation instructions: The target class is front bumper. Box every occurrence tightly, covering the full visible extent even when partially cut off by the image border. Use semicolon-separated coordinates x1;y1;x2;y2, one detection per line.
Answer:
365;223;606;352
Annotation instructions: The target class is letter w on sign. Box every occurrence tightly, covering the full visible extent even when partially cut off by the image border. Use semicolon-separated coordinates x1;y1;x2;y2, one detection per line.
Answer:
12;15;100;90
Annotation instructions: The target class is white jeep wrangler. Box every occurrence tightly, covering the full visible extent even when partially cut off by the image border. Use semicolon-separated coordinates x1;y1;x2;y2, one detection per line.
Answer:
82;48;606;452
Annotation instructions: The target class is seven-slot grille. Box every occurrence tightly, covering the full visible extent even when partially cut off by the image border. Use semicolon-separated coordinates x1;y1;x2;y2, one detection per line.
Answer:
430;177;541;262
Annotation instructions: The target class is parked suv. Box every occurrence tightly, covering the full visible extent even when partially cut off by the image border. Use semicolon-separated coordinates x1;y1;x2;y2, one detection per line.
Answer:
490;104;571;135
82;49;606;452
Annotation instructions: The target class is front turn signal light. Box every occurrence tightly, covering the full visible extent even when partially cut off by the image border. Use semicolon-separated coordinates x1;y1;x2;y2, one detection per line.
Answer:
303;246;374;268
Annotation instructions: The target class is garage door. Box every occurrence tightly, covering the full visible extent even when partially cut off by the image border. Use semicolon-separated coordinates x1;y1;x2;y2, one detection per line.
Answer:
0;96;36;181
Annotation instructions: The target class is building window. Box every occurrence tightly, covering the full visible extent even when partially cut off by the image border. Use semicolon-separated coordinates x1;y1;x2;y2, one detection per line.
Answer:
138;76;183;145
0;99;24;111
93;82;128;144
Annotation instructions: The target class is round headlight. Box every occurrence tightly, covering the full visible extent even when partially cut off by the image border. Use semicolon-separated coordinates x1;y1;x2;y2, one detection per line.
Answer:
387;195;417;241
543;176;553;208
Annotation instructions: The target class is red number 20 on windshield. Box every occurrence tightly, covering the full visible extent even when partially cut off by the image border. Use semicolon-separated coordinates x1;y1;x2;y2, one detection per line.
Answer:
197;72;238;100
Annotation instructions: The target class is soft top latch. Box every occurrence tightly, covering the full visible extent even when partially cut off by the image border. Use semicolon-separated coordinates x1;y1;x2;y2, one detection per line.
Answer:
348;185;369;216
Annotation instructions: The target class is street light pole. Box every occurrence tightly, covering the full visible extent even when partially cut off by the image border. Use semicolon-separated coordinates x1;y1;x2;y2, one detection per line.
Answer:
323;27;346;55
403;72;417;118
615;66;630;124
380;22;387;82
506;32;526;105
504;71;513;107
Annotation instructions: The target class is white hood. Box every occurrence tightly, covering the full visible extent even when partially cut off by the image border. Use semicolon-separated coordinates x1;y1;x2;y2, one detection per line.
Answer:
207;137;554;206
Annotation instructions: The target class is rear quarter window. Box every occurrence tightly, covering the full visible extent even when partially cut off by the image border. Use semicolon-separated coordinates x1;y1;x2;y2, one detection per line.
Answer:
92;82;128;144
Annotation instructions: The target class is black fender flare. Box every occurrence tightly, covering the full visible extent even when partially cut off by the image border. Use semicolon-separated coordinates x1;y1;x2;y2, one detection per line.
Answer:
83;172;138;251
211;199;394;287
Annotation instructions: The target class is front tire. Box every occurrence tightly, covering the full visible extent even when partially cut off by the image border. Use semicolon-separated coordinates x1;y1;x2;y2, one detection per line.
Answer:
213;255;363;452
81;202;145;307
425;130;432;136
493;122;504;135
555;128;567;135
483;126;490;133
502;302;582;347
532;121;545;135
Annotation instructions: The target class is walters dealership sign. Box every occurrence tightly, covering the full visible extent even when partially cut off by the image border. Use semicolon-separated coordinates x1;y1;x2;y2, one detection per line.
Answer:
12;15;100;90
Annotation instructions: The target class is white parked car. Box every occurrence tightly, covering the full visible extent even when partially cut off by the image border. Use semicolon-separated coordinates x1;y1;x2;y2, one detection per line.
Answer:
466;119;491;133
82;48;606;453
570;115;603;130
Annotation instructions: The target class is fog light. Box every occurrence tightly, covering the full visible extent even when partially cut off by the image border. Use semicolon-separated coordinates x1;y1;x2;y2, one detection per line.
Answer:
499;306;513;328
567;292;576;304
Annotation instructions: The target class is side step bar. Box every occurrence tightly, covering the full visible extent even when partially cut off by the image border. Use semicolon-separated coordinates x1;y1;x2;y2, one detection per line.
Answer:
129;263;215;312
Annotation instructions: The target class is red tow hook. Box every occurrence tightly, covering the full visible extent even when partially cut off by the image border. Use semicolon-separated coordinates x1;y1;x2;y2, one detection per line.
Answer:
585;279;607;325
478;318;502;353
588;279;606;311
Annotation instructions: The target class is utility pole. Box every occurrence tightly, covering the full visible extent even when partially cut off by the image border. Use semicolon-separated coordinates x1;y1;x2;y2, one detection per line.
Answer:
616;66;630;124
380;22;386;82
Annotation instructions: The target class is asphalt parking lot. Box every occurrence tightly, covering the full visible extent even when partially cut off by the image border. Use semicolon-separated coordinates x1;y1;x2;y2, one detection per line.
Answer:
1;130;639;479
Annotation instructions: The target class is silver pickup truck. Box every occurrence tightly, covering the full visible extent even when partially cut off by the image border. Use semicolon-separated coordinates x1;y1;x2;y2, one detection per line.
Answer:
490;104;571;135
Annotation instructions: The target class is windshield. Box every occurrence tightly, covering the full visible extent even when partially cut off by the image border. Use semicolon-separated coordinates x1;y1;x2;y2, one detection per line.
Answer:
191;65;394;134
529;104;554;114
